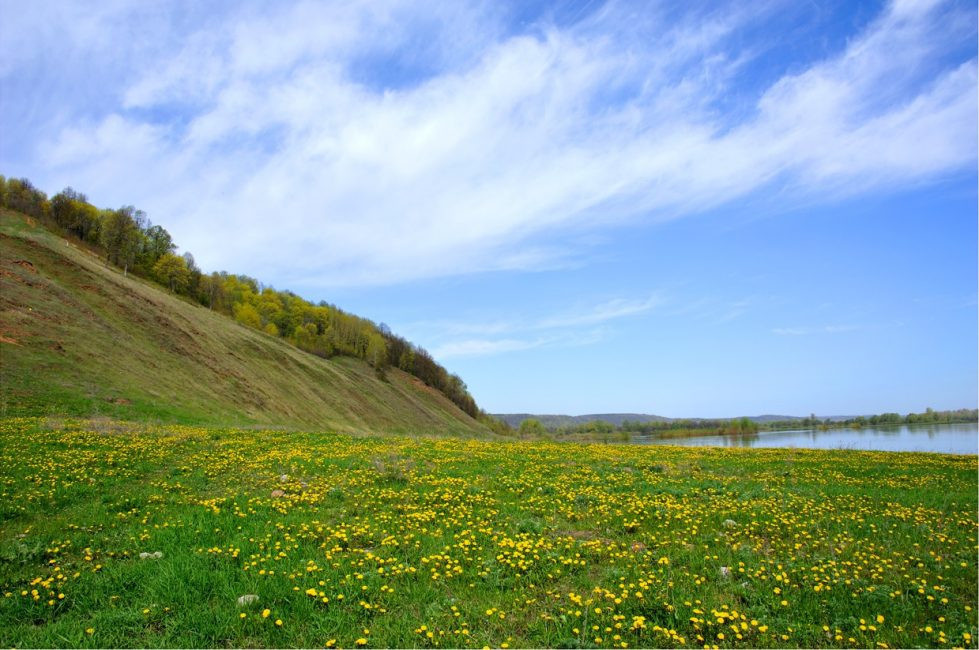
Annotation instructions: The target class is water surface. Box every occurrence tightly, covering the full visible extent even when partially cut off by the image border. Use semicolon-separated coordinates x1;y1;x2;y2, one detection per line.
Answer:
635;422;978;454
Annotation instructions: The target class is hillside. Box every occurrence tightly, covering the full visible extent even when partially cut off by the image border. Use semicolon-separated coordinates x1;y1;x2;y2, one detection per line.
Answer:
0;208;491;436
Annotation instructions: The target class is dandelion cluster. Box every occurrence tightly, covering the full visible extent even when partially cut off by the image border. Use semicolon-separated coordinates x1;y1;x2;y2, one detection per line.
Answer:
0;417;975;648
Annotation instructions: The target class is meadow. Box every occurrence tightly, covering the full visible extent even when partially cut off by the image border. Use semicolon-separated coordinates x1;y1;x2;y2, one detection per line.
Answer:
0;417;976;649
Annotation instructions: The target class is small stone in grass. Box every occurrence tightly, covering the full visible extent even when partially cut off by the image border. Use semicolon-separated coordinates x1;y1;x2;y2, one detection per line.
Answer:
237;594;259;607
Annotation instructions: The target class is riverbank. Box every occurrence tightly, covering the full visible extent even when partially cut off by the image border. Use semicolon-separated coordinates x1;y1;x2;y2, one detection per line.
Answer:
636;422;979;455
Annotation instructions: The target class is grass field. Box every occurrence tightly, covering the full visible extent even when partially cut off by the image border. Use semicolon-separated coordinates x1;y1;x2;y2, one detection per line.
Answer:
1;417;975;648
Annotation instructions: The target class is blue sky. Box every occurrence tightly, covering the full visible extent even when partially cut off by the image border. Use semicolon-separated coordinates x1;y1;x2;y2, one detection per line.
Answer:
1;0;976;416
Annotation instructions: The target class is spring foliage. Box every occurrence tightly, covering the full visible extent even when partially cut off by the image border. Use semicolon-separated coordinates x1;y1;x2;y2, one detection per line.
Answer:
0;175;478;417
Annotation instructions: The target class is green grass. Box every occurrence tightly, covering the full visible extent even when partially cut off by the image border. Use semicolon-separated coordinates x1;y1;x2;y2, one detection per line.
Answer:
0;417;975;648
0;209;489;437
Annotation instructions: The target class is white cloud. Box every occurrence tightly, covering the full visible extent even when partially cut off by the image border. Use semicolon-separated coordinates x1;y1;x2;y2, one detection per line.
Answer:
536;295;663;329
431;337;545;359
431;329;605;359
716;300;751;324
7;0;976;286
772;325;862;336
421;293;660;359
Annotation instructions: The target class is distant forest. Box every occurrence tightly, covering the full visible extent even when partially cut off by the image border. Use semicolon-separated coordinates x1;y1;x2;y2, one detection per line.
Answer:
0;176;482;419
517;408;978;439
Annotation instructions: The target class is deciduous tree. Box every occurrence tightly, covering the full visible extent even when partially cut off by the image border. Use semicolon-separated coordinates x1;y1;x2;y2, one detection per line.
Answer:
152;253;190;293
101;207;140;275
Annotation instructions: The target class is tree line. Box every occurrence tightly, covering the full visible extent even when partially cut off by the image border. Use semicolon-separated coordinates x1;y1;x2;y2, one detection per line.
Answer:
819;408;977;428
518;408;977;439
751;408;976;431
534;416;760;438
0;176;480;418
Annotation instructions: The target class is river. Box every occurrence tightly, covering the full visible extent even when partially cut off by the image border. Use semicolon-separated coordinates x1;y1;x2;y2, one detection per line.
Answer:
635;421;978;454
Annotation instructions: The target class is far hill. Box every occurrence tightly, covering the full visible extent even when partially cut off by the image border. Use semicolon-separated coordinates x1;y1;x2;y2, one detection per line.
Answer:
0;209;491;436
496;412;970;430
494;413;804;428
494;413;671;428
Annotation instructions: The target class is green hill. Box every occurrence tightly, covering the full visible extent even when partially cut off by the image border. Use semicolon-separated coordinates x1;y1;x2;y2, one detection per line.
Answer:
0;208;490;436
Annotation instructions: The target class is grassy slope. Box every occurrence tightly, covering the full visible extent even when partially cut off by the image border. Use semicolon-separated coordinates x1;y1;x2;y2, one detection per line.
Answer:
0;209;490;437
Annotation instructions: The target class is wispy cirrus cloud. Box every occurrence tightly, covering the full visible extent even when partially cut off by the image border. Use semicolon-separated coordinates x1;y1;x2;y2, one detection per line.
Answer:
1;0;975;287
431;337;545;359
536;295;664;329
424;293;661;358
431;330;604;359
772;324;862;336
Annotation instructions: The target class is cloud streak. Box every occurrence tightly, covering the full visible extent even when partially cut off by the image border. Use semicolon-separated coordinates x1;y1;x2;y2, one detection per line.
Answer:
425;293;661;359
431;330;603;360
3;0;975;287
772;325;862;336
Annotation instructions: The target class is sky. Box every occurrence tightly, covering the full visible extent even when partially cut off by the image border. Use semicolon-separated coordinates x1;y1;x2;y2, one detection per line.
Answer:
1;0;976;417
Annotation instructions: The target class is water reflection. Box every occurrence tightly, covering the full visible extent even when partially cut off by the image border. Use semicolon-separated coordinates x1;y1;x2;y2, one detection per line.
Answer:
634;422;978;454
